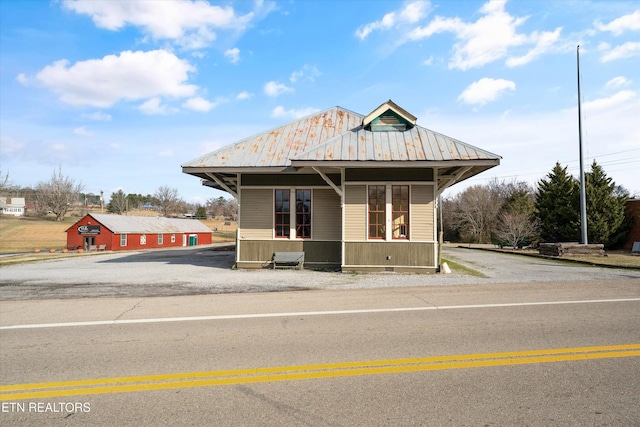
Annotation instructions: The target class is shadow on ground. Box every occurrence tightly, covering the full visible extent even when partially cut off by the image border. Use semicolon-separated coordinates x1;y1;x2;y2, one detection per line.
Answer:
96;245;237;269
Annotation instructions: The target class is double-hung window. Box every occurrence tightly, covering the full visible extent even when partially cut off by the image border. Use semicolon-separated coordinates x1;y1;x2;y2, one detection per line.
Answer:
368;186;386;239
392;185;409;239
274;189;290;238
295;189;311;239
275;189;312;239
368;185;410;240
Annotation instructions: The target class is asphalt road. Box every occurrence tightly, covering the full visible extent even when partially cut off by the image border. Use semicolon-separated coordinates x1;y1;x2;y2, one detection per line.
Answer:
2;278;640;425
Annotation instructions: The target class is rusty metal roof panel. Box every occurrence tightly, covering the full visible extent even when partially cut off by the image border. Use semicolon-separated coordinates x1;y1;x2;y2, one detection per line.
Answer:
293;126;500;162
182;107;364;169
88;214;211;234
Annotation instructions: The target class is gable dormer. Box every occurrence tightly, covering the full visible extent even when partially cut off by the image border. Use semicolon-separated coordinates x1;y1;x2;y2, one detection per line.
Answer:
362;100;417;131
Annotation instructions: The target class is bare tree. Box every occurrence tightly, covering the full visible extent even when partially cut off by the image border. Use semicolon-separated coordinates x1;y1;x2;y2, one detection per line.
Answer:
0;170;16;194
36;166;84;221
449;185;501;243
494;210;539;248
153;185;181;216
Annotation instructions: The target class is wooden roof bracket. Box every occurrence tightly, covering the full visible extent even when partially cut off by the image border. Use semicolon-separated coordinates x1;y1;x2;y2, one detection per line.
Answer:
312;167;343;197
436;166;472;197
205;173;238;199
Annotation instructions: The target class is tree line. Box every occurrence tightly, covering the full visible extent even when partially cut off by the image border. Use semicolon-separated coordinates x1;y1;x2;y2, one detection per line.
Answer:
443;161;632;249
0;168;237;221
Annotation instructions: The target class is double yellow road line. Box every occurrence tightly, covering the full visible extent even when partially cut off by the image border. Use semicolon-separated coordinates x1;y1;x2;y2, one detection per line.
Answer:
2;344;639;400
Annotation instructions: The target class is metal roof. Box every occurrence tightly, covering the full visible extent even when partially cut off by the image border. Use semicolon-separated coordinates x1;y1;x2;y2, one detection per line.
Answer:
182;100;501;196
74;214;212;234
291;125;499;163
181;106;364;169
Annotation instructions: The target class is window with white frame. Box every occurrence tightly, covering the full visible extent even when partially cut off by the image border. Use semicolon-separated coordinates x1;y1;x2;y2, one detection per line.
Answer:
158;234;163;245
368;185;411;240
295;189;311;239
120;234;127;247
274;189;290;238
140;235;147;245
275;189;312;239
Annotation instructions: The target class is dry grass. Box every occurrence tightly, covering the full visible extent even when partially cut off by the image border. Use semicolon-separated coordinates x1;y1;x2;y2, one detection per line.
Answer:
0;213;237;254
0;217;72;253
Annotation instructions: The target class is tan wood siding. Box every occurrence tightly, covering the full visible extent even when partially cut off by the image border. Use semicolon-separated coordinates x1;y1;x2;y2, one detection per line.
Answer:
410;185;434;241
239;240;340;264
344;242;435;267
239;189;272;239
313;189;341;241
344;185;366;241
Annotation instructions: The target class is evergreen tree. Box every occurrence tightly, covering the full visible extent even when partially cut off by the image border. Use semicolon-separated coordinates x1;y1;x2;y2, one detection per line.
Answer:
107;190;128;214
534;162;580;242
585;161;630;248
195;206;207;219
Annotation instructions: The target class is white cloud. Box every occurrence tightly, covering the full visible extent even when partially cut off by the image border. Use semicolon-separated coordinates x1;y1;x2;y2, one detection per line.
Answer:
15;73;29;85
409;0;561;70
264;81;293;97
236;91;253;100
23;50;197;108
289;64;321;83
61;0;257;50
139;97;173;115
271;106;320;119
182;97;223;112
600;41;640;62
595;10;640;35
604;76;631;91
582;90;637;112
73;127;93;136
82;111;112;121
356;1;430;39
157;150;174;158
506;27;562;67
458;77;516;106
224;48;240;64
0;136;24;157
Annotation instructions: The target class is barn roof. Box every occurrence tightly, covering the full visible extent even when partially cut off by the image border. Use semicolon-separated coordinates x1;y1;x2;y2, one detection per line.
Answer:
68;214;212;234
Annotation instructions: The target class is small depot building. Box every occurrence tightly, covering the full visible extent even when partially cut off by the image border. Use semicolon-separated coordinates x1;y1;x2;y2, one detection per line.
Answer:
66;213;213;251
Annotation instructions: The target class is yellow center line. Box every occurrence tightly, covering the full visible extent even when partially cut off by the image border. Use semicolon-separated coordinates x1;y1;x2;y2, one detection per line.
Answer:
2;344;639;400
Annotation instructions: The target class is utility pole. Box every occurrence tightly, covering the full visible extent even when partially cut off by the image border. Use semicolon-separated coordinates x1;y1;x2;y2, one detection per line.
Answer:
577;45;588;244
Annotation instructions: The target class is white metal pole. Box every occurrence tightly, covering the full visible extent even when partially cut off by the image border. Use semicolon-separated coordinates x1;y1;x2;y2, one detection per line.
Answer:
577;45;588;244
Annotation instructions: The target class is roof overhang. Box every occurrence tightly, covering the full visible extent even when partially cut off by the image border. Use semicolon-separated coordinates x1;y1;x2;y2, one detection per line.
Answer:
188;159;499;197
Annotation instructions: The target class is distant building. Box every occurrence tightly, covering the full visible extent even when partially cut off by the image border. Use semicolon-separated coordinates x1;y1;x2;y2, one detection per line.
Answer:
0;197;26;217
66;213;213;251
624;198;640;251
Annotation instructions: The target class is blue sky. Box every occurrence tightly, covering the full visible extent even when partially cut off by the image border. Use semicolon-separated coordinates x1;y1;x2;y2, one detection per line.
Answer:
1;0;638;204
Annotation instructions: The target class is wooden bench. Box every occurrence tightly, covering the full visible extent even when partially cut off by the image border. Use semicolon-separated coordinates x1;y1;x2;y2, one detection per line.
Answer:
272;252;305;270
96;244;107;251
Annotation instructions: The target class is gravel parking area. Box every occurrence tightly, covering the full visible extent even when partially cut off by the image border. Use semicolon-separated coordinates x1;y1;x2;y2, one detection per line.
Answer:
0;244;639;300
